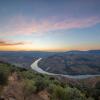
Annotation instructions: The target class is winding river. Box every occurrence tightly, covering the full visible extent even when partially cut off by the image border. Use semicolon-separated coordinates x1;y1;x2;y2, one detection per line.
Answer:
31;58;100;79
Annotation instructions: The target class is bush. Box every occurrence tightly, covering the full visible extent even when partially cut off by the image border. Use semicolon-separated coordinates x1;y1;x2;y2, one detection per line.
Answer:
23;79;36;94
0;72;8;85
0;64;10;85
48;84;86;100
92;81;100;100
20;70;35;80
34;76;49;92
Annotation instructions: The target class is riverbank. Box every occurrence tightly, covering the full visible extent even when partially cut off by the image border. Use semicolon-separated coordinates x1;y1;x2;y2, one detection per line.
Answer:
31;58;100;79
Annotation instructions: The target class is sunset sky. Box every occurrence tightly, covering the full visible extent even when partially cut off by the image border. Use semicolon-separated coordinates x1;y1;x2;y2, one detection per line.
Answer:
0;0;100;51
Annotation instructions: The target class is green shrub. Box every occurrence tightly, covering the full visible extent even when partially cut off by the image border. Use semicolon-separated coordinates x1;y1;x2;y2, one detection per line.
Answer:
48;84;86;100
20;70;35;80
91;81;100;100
34;76;49;92
0;72;8;85
23;79;36;94
0;64;10;85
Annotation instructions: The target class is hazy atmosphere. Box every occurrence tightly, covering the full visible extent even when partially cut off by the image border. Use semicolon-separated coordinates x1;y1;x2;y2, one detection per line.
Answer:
0;1;100;100
0;0;100;51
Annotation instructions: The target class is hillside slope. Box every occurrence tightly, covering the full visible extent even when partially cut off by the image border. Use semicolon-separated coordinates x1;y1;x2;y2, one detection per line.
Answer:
1;62;100;100
39;54;100;75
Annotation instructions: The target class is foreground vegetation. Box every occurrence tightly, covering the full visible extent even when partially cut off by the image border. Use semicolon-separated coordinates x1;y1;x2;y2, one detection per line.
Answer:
0;61;100;100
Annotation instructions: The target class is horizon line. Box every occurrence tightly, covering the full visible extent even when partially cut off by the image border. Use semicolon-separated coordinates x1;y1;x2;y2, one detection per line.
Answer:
0;49;100;52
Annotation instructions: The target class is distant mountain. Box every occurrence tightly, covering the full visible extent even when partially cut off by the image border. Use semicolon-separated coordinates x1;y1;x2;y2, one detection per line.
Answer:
0;50;100;71
0;51;58;58
64;50;100;54
0;50;100;57
0;51;58;68
87;50;100;54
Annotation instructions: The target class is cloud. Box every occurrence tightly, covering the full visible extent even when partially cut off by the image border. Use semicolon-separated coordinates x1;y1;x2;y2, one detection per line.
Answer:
0;16;100;36
36;16;100;32
0;40;25;46
0;39;34;51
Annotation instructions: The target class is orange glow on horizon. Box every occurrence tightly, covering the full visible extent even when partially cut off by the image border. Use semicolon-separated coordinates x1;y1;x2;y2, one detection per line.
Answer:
0;42;100;52
0;45;99;52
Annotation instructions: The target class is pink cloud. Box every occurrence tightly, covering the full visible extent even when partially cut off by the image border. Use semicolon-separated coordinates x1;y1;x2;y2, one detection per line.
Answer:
42;16;100;30
1;16;100;36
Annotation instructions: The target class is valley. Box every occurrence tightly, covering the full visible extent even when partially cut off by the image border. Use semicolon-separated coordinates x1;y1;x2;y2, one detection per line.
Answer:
0;50;100;77
0;51;100;100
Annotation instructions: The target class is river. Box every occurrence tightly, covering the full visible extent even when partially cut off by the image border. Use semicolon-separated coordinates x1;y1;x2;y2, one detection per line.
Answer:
31;58;100;79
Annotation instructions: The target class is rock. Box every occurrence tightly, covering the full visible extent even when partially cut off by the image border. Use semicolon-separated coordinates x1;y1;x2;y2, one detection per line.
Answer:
0;96;5;100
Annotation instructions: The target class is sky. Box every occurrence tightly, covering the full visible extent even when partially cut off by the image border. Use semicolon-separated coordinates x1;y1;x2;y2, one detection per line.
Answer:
0;0;100;51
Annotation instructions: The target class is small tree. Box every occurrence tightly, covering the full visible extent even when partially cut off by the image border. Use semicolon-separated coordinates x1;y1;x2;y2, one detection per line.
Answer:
0;72;8;85
22;79;36;100
48;84;87;100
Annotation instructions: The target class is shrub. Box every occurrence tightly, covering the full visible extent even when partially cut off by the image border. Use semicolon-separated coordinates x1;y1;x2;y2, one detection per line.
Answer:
0;72;8;85
92;81;100;100
48;84;86;100
23;79;36;94
0;64;10;85
20;70;35;80
34;76;49;92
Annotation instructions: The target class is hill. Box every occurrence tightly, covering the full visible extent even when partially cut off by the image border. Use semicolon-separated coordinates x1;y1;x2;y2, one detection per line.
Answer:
0;62;100;100
39;54;100;75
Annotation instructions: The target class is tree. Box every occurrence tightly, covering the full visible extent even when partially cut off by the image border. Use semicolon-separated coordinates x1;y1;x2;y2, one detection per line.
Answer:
22;79;36;100
48;84;86;100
